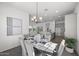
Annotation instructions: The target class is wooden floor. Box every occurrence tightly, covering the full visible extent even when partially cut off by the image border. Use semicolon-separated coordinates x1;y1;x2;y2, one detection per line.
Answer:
0;36;78;56
51;36;64;44
0;45;77;56
0;46;22;56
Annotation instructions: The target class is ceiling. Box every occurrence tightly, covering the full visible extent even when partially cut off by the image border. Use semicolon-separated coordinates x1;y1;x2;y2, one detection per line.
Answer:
5;2;77;21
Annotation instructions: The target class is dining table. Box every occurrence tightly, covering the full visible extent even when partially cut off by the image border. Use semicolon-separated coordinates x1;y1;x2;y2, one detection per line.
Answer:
30;40;58;56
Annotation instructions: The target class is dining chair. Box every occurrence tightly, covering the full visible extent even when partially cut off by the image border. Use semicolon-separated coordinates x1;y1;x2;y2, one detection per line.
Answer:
19;38;27;56
34;34;41;43
57;39;65;56
24;40;35;56
43;40;65;56
45;34;51;42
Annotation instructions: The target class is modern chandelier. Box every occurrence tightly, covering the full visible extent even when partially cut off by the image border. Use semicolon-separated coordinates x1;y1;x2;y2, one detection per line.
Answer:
31;2;43;23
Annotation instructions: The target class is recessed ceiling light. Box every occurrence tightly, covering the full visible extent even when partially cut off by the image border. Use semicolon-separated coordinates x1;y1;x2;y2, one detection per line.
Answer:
56;10;59;13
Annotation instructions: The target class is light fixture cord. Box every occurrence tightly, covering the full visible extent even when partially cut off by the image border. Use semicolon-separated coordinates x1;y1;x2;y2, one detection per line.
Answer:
36;2;38;21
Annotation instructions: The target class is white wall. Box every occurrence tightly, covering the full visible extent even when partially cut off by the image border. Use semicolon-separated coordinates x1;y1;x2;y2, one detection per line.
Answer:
65;14;77;39
75;3;79;55
0;3;29;52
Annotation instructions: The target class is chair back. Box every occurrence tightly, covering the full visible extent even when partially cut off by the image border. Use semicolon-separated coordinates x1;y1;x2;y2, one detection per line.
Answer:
24;40;35;56
58;39;65;56
19;38;27;56
34;34;41;42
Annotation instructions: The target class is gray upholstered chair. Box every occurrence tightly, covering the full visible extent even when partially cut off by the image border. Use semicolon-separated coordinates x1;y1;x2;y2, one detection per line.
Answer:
57;39;65;56
19;38;27;56
24;40;35;56
34;34;41;43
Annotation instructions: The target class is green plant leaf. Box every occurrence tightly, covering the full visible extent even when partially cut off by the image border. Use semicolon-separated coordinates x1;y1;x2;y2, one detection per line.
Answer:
65;37;76;49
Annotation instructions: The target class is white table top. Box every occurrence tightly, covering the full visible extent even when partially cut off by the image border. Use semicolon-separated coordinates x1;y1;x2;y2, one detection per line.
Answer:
32;42;58;53
44;42;57;51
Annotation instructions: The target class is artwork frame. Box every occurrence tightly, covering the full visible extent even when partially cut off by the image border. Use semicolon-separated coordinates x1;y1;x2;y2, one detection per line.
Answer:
7;17;22;36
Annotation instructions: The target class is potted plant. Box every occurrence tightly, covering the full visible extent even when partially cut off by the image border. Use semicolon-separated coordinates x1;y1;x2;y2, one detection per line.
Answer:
65;38;76;53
